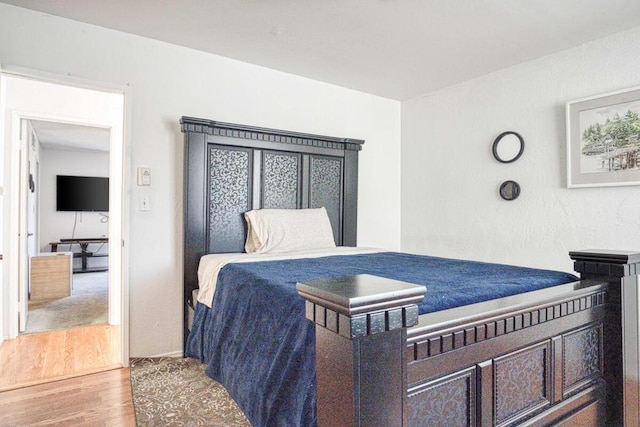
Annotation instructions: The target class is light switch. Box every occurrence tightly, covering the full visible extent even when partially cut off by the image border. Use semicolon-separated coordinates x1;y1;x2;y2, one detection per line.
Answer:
140;196;150;211
137;167;151;186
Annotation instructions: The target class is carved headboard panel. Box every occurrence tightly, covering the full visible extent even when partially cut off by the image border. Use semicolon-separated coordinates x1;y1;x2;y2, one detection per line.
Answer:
207;146;345;252
180;117;364;343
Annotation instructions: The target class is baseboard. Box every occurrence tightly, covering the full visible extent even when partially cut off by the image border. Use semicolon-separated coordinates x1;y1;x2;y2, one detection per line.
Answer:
148;350;183;358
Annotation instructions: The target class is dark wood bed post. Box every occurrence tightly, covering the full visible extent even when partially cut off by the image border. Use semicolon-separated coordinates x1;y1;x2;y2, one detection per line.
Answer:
297;275;426;427
569;250;640;426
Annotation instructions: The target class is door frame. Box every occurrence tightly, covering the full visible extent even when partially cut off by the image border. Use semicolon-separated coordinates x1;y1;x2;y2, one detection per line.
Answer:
0;66;131;365
0;63;4;348
15;114;28;332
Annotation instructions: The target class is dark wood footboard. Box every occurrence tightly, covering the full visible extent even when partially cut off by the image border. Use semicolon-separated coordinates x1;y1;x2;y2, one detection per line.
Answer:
406;281;607;426
298;250;640;426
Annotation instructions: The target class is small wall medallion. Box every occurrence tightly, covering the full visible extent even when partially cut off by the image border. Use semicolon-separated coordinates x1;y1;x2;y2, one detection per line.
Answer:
499;180;521;201
492;131;525;163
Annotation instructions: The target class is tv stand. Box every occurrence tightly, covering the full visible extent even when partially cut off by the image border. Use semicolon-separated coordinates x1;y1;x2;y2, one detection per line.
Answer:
50;238;108;273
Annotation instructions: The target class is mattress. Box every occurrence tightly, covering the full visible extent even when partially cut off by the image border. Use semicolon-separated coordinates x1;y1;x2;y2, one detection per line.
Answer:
196;247;382;307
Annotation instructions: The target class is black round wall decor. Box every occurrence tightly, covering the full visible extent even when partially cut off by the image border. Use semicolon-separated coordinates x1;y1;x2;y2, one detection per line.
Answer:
499;180;521;201
492;131;525;163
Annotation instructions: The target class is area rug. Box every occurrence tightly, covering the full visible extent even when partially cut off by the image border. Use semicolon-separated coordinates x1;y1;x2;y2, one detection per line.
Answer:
129;357;250;426
25;271;108;333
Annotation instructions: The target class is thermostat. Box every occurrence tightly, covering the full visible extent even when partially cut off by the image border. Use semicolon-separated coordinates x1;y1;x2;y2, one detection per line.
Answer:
137;167;151;186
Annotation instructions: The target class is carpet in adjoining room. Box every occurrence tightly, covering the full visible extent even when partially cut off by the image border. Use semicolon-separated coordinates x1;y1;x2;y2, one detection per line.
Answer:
130;357;250;426
25;271;108;333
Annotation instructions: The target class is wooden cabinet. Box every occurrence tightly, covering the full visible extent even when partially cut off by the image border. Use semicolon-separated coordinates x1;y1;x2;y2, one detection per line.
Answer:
30;252;73;300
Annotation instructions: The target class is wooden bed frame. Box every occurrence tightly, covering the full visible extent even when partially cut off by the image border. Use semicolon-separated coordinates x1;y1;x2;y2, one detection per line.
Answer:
181;117;640;426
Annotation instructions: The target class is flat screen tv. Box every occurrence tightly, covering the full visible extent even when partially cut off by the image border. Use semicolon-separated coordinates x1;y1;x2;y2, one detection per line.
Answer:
56;175;109;212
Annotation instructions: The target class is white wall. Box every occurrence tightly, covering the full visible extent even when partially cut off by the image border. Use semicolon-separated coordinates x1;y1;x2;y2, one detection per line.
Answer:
0;4;402;356
39;147;109;267
401;26;640;274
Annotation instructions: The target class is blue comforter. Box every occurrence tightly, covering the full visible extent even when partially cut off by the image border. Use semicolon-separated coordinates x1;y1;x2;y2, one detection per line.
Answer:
185;252;577;426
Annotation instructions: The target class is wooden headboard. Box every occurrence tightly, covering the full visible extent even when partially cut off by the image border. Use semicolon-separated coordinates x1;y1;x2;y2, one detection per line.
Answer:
180;117;364;343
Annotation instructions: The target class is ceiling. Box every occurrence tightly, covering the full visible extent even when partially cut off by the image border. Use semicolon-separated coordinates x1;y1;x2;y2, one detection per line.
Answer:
4;0;640;100
30;120;110;152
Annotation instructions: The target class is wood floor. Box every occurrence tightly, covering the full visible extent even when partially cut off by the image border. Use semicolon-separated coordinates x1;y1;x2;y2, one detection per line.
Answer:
0;367;136;426
0;324;121;391
0;324;133;425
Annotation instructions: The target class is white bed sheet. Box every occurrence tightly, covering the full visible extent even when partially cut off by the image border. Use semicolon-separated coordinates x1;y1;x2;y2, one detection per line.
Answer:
197;247;383;307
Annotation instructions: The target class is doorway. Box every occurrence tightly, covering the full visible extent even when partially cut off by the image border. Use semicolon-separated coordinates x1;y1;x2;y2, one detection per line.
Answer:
0;72;127;389
25;119;111;334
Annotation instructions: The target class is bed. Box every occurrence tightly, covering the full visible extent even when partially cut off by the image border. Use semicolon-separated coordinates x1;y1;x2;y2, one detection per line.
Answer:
181;117;640;426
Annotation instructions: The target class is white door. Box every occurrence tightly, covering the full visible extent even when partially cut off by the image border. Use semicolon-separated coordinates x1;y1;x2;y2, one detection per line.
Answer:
26;128;38;293
17;119;28;332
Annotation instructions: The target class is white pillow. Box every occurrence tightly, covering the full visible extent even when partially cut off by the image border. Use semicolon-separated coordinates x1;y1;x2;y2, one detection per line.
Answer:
244;208;336;254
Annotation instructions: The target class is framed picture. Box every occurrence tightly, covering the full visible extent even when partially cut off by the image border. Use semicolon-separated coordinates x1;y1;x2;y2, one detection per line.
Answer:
566;86;640;188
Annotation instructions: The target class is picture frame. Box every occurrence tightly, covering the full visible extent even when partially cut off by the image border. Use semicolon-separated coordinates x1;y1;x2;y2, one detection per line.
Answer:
566;86;640;188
